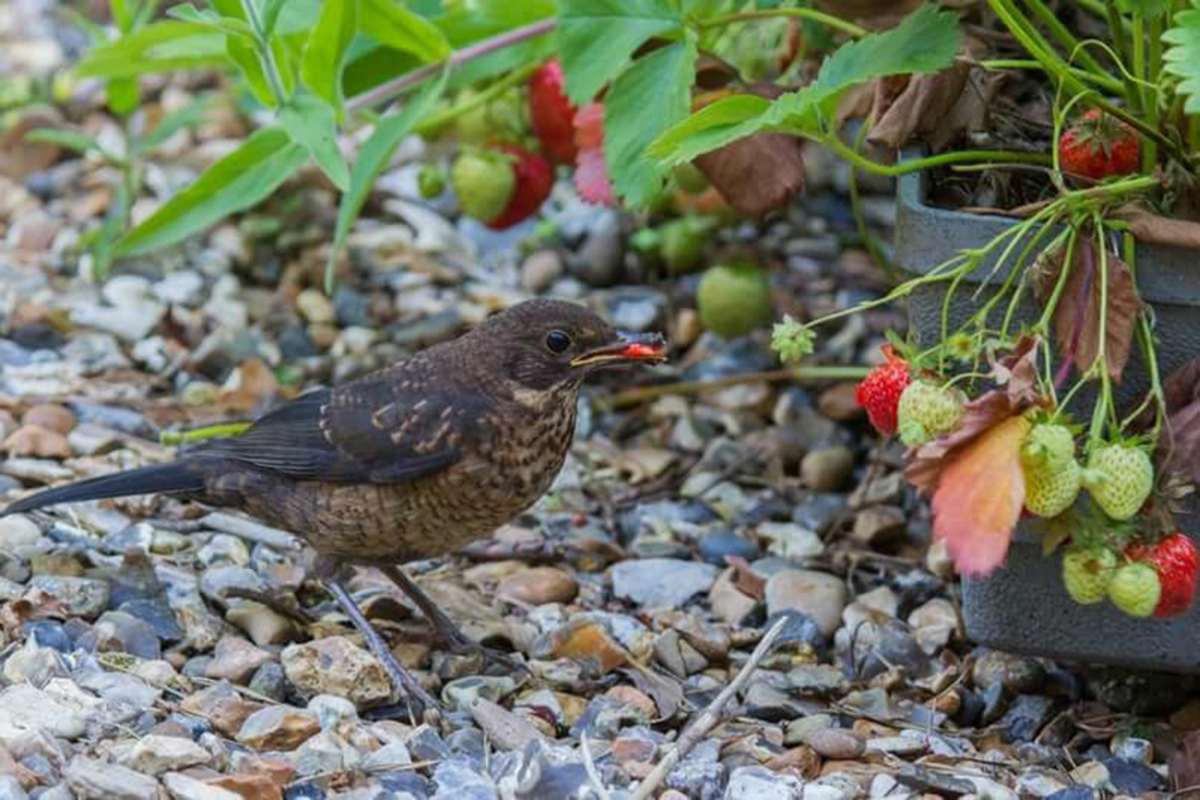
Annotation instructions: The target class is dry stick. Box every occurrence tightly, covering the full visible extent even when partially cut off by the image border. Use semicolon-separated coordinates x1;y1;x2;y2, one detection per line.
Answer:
602;365;871;410
345;19;557;114
629;617;788;800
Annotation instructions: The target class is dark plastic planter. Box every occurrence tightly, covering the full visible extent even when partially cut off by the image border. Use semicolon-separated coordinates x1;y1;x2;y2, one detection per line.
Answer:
895;167;1200;673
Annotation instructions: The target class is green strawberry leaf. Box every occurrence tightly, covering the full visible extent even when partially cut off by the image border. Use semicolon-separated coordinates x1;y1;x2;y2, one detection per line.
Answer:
557;0;683;105
279;94;351;191
359;0;450;62
648;2;960;165
301;0;358;115
116;126;307;257
604;39;697;208
1164;3;1200;114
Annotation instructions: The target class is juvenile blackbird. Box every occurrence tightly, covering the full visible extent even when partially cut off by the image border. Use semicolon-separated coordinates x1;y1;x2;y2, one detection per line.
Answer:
3;299;666;709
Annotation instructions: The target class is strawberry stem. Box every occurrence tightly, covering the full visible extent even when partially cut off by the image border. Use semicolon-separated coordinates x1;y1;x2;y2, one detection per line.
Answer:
696;8;867;38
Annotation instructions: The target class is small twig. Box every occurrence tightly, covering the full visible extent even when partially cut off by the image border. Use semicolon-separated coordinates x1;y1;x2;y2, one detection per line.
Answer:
345;19;556;114
629;617;787;800
580;734;612;800
600;365;870;410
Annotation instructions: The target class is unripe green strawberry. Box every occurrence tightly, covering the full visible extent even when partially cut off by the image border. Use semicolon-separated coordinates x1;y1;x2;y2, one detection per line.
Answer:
451;149;515;224
418;163;445;199
697;262;773;338
896;381;964;446
1084;443;1153;521
1021;424;1081;517
1022;423;1076;471
1061;546;1116;605
1024;458;1081;518
1108;561;1161;617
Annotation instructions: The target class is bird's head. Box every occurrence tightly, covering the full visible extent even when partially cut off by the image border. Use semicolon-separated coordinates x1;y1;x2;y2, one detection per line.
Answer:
478;299;667;392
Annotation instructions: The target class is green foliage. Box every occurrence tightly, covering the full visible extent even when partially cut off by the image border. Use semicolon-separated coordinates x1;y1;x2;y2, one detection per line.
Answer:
74;21;227;78
300;0;358;113
115;126;308;256
604;40;697;207
1164;3;1200;114
649;3;960;164
279;95;350;190
557;0;683;104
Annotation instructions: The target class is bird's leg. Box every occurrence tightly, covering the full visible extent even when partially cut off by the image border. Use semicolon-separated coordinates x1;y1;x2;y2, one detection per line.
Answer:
378;564;525;674
323;578;441;717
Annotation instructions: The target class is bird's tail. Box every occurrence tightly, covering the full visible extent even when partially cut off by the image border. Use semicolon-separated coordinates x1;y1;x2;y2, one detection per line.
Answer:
2;462;206;516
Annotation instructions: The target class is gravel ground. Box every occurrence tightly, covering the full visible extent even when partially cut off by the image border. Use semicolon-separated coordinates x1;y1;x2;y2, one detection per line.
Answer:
1;4;1199;799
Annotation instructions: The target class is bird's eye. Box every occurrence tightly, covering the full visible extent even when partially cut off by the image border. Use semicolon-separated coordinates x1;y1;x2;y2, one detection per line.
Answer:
545;330;572;354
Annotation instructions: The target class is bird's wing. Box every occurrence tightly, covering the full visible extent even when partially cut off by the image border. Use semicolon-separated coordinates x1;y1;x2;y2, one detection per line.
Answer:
194;363;482;483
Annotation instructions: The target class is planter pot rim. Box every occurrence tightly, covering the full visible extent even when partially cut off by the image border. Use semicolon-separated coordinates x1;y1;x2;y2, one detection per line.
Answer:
895;163;1200;307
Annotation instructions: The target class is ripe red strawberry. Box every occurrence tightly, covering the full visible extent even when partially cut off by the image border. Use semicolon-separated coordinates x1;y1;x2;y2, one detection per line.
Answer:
573;102;614;206
1058;109;1140;181
487;144;553;230
855;345;911;437
1127;532;1199;617
529;60;577;164
452;145;553;230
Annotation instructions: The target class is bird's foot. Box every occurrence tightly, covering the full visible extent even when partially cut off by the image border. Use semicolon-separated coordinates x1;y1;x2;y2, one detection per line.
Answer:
324;579;441;724
223;587;316;625
437;628;527;677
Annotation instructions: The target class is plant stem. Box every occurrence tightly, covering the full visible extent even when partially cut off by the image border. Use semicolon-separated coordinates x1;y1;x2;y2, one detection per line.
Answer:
976;58;1123;90
602;365;873;409
413;62;539;135
823;136;1051;176
1087;217;1112;444
697;8;867;38
1019;0;1109;79
846;121;897;279
241;0;287;107
1145;13;1163;171
345;18;556;115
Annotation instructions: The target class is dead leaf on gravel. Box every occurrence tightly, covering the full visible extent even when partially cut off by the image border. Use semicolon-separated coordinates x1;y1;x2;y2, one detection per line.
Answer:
1041;236;1142;383
1115;204;1200;249
551;620;631;675
726;555;766;600
0;107;63;180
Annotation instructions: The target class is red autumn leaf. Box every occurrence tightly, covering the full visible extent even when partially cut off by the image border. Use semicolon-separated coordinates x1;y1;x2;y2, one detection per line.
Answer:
932;414;1031;577
905;337;1042;494
1043;235;1142;384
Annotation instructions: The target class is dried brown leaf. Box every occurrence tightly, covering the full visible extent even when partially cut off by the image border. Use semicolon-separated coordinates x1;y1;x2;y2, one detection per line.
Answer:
725;555;766;600
905;338;1042;494
1171;730;1200;799
1158;358;1200;486
0;108;63;180
695;132;805;217
868;65;971;149
1165;357;1200;412
1115;204;1200;249
1049;236;1142;383
815;0;922;28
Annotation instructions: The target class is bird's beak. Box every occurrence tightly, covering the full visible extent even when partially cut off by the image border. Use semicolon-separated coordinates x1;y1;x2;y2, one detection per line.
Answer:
570;332;668;368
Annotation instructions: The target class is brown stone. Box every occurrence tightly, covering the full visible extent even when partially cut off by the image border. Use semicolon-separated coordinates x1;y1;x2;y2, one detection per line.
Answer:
209;773;285;800
22;403;76;434
818;382;864;422
498;566;578;605
236;705;320;751
3;425;71;458
179;682;264;738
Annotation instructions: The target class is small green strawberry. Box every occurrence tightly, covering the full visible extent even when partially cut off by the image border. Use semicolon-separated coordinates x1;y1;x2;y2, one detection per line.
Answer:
1083;443;1154;521
451;149;515;224
1108;561;1162;617
1061;546;1117;605
1021;424;1081;518
1022;423;1077;471
697;262;773;339
418;163;446;199
896;381;965;446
